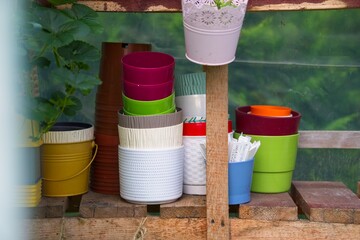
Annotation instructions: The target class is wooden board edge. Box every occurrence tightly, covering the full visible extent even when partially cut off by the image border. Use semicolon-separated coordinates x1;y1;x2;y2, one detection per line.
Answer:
23;217;360;240
298;131;360;149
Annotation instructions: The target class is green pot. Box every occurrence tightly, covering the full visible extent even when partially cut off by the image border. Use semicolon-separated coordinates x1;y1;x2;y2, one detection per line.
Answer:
233;132;299;193
123;92;175;116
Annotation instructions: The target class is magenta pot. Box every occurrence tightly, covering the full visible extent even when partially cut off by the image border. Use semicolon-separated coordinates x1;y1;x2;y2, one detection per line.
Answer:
98;42;151;96
235;106;301;136
122;51;175;84
123;79;174;101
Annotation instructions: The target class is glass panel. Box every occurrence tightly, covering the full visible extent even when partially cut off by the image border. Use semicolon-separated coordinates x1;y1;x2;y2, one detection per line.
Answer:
295;149;360;192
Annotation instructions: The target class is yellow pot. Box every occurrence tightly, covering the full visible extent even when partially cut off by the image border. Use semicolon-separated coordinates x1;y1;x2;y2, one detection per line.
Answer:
41;139;97;197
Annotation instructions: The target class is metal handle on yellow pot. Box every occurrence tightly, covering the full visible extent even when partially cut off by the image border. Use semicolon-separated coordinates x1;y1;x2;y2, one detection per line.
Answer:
42;143;98;182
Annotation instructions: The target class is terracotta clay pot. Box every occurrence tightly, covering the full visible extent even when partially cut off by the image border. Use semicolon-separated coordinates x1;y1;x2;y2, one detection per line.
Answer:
93;42;151;195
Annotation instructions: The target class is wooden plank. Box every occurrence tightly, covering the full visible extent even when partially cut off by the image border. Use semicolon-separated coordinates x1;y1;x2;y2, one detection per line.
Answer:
23;197;67;219
239;192;298;221
298;130;360;149
77;0;360;12
23;217;360;240
291;181;360;224
160;194;206;218
204;65;229;239
230;219;360;240
79;191;147;218
247;0;360;11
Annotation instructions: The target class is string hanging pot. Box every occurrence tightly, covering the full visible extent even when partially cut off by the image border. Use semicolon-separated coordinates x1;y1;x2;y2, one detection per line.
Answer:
181;0;249;65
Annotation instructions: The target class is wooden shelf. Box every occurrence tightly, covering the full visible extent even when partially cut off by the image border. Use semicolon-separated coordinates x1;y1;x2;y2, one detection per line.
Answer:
29;2;360;239
23;181;360;239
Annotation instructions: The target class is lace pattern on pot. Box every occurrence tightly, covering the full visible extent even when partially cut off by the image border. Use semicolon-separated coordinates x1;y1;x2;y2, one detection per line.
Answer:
182;0;249;30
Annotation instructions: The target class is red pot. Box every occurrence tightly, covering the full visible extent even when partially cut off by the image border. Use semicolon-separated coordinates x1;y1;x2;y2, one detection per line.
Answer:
235;106;301;136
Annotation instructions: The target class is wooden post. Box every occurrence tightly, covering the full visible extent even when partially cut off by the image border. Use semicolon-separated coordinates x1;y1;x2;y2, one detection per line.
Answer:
357;180;360;198
204;65;229;239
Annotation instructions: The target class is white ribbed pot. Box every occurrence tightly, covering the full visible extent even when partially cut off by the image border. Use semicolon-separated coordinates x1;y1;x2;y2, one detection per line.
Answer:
182;120;233;195
183;136;207;195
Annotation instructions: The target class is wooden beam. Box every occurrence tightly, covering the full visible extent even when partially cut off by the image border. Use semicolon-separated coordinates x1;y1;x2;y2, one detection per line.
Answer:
23;217;360;240
247;0;360;11
298;130;360;149
204;65;229;239
77;0;360;12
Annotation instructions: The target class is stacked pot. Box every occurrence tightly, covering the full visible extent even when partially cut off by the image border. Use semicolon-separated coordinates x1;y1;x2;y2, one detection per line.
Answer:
235;105;302;193
121;51;176;115
175;72;208;195
182;120;233;195
17;119;42;207
175;72;206;121
118;51;184;204
91;43;151;195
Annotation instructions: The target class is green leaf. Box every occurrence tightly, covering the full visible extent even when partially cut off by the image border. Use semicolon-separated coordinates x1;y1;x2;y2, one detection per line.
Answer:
50;68;72;86
63;96;82;116
62;3;103;35
49;91;67;106
57;40;100;62
32;97;61;123
50;68;101;94
73;73;101;95
32;6;77;49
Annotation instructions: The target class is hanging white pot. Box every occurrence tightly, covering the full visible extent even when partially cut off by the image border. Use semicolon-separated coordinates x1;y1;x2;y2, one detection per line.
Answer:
182;0;249;65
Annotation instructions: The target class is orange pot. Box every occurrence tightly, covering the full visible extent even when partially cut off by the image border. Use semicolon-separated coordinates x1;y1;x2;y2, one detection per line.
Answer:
250;105;291;117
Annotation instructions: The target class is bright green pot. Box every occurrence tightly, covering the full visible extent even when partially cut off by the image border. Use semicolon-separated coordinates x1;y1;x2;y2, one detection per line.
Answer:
122;92;175;115
233;132;299;193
